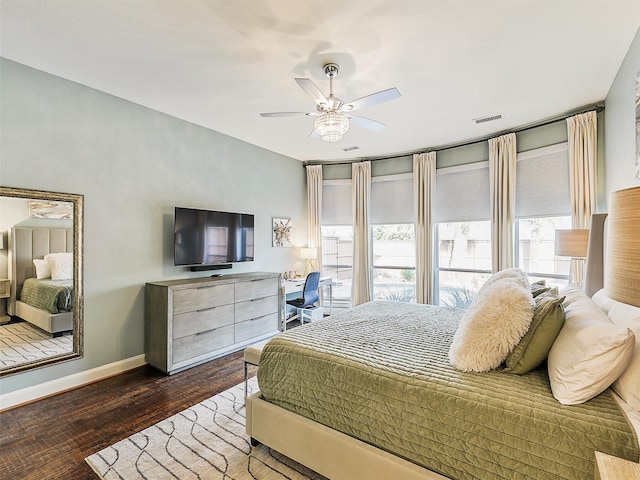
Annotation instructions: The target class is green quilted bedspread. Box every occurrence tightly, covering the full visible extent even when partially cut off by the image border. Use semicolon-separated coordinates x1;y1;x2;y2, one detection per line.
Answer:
257;301;639;480
20;278;73;314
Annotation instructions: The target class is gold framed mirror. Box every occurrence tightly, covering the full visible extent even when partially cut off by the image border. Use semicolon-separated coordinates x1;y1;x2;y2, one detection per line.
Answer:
0;186;83;376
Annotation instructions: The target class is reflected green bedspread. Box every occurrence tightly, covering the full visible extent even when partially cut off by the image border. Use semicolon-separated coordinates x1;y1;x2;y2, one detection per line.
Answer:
258;301;639;480
20;278;73;314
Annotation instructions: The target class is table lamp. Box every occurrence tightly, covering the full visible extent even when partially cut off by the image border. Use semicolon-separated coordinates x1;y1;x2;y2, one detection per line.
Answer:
300;247;317;277
555;229;589;285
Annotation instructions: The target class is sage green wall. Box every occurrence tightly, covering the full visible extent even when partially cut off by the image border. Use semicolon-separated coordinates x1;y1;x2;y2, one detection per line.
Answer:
0;59;306;394
322;118;570;177
604;27;640;199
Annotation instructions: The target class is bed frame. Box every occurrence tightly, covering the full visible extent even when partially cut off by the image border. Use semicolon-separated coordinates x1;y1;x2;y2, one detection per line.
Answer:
247;389;447;479
9;226;73;334
246;213;616;480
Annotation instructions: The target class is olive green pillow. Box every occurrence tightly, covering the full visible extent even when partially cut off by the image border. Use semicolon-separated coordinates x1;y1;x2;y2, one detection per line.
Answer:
531;281;551;298
503;291;566;374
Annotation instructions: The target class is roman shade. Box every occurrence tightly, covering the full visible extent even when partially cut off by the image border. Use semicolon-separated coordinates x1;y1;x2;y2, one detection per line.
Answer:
370;173;413;224
516;143;571;218
435;162;490;222
322;179;351;225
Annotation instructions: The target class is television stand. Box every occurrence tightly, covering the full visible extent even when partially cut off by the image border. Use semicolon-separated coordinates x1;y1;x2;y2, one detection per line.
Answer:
145;272;281;374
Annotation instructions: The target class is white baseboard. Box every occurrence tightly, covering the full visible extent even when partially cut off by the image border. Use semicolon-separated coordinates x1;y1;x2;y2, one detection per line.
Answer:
0;354;147;411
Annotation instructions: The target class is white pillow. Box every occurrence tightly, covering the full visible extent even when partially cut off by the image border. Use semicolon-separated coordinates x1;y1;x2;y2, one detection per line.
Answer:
560;283;589;308
591;288;617;314
608;302;640;410
547;288;635;405
449;277;534;372
33;258;51;279
45;252;73;280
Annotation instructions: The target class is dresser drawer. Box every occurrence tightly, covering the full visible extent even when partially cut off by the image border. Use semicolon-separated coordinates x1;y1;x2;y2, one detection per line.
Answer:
172;303;234;340
235;277;278;303
173;324;235;364
172;283;234;315
235;313;279;343
235;294;278;323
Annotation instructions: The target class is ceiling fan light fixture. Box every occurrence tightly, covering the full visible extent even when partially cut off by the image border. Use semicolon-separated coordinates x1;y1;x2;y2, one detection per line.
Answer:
314;112;349;142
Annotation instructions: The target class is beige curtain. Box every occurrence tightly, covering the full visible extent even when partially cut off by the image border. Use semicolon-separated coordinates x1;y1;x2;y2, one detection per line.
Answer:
351;161;371;306
413;152;436;304
306;165;323;273
566;110;597;284
489;132;516;272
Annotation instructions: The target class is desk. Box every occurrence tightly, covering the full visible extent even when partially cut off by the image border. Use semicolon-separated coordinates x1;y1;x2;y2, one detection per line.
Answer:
283;276;333;315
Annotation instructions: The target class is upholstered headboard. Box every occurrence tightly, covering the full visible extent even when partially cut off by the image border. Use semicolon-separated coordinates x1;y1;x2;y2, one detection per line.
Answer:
8;227;73;315
584;185;640;307
584;213;608;297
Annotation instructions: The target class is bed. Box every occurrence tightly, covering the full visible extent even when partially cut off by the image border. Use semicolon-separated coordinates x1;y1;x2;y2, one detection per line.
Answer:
247;188;640;479
8;227;74;334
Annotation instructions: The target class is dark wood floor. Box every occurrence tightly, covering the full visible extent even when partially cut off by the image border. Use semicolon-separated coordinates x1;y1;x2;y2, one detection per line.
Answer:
0;350;252;480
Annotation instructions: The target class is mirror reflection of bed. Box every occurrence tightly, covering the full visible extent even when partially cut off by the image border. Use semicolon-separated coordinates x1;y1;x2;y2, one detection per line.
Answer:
0;227;74;370
0;189;82;375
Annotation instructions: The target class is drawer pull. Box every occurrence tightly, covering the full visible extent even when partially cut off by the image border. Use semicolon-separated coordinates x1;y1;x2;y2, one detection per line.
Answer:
196;327;218;336
197;306;217;313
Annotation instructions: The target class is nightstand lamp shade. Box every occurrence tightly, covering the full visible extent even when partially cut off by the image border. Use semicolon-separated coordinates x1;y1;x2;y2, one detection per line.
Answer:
300;248;317;276
555;229;589;258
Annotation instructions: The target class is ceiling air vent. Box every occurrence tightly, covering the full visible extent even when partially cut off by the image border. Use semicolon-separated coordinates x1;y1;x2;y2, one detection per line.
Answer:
342;146;360;152
473;114;503;124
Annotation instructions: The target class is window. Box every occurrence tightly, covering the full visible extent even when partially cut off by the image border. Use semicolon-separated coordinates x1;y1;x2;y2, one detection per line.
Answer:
372;224;415;302
436;221;491;308
370;174;415;302
516;216;571;287
322;174;415;307
321;225;353;307
321;179;353;307
515;143;571;287
435;162;491;306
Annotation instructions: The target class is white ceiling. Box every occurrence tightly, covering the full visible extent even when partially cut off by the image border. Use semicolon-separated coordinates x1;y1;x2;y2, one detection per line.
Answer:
1;1;639;162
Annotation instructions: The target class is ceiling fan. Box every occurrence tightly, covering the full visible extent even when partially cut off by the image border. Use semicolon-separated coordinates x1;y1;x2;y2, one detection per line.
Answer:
260;63;401;143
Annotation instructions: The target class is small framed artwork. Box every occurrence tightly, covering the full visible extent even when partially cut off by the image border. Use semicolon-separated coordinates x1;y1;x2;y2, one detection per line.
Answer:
272;217;292;247
29;200;73;219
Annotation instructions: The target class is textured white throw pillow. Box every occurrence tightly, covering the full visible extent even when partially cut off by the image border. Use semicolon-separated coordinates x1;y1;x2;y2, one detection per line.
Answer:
477;267;529;295
46;252;73;280
450;277;534;372
547;288;635;405
33;258;51;279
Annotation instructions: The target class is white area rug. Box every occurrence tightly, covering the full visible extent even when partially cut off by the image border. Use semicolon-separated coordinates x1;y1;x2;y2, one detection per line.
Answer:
0;321;72;368
86;378;326;480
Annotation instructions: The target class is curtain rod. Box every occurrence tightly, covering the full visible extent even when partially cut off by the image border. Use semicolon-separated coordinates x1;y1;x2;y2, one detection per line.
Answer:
303;103;604;167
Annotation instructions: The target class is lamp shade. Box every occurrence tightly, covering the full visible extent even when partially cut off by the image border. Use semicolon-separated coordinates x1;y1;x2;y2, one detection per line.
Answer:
605;186;640;307
555;229;589;258
300;247;317;260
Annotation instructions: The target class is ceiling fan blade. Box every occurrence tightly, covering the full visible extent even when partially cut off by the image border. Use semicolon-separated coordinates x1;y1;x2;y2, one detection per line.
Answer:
348;115;386;132
260;112;313;117
295;78;328;106
340;87;401;112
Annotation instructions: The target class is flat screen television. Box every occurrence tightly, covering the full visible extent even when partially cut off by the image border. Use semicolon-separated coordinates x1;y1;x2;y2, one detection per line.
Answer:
174;207;254;268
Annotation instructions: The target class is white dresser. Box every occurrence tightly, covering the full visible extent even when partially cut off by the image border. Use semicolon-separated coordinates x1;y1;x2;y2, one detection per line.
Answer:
145;272;281;374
